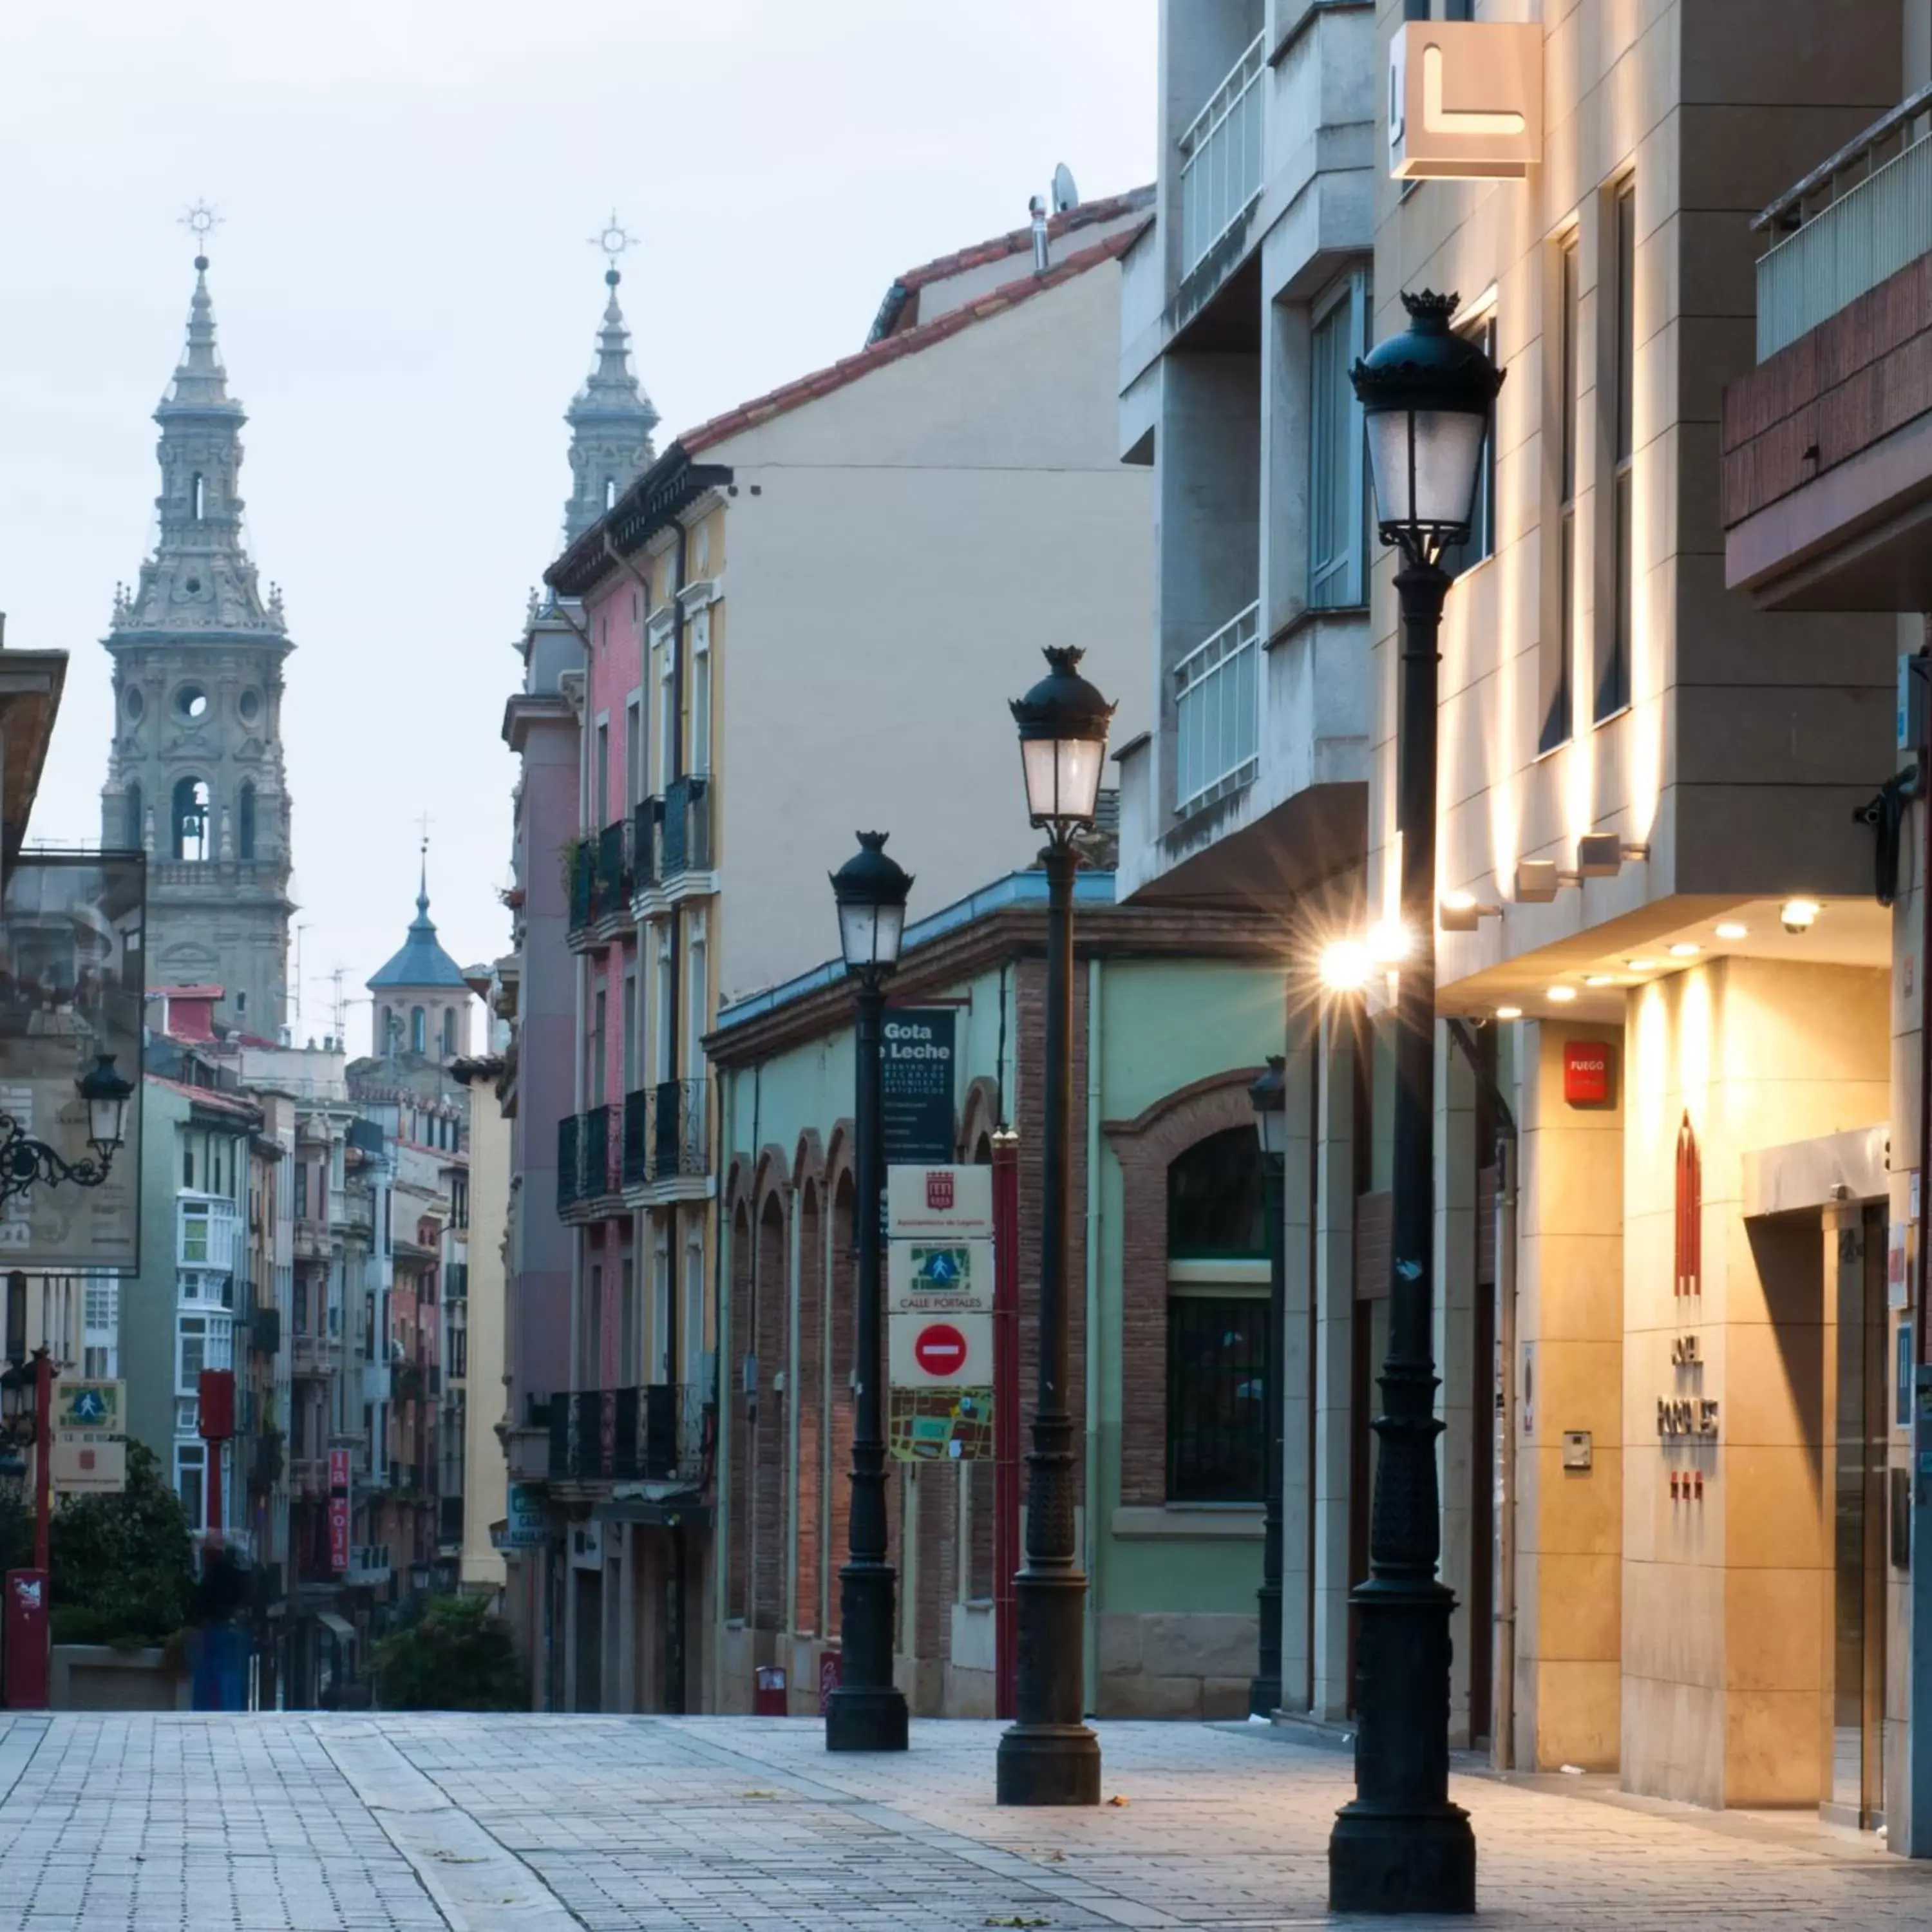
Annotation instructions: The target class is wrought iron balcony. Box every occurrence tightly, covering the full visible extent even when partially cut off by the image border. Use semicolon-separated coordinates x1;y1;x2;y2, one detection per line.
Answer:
658;774;713;877
546;1382;707;1484
652;1077;709;1180
556;1104;624;1211
560;1088;706;1217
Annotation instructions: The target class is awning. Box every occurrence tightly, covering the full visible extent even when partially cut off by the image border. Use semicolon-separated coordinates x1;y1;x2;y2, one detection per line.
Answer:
317;1611;356;1646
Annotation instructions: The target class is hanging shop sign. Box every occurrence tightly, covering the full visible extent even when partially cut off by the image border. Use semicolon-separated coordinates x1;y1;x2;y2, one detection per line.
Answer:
327;1446;351;1575
880;1010;956;1166
1388;19;1543;182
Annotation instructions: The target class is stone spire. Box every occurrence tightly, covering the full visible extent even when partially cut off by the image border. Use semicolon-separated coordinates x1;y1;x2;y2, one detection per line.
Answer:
563;263;658;548
120;249;283;635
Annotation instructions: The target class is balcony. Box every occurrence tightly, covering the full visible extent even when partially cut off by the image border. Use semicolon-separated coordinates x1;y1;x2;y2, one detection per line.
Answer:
444;1262;468;1303
622;1088;649;1188
635;777;715;912
291;1455;328;1497
249;1304;281;1357
1754;85;1932;359
651;1077;708;1184
292;1334;341;1379
438;1495;463;1547
392;1361;424;1403
1178;31;1265;283
293;1217;330;1261
568;819;636;945
249;1428;284;1490
1172;600;1260;816
1725;85;1932;611
546;1383;706;1484
556;1104;621;1213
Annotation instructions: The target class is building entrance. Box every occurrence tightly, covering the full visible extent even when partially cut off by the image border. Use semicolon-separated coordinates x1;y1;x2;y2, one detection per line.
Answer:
1826;1203;1888;1831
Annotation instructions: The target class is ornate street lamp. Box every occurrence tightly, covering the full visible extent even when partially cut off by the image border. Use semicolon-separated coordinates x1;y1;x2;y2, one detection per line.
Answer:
0;1053;136;1211
998;646;1114;1808
825;830;913;1753
1330;290;1501;1915
1247;1056;1287;1719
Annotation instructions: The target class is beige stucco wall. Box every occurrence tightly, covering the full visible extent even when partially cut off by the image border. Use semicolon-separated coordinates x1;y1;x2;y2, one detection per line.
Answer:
706;261;1152;1003
1621;958;1888;1808
462;1077;509;1592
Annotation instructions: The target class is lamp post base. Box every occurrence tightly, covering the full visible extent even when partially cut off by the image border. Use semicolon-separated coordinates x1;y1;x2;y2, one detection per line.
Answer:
1247;1675;1280;1721
824;1683;909;1754
1328;1804;1476;1915
995;1722;1101;1806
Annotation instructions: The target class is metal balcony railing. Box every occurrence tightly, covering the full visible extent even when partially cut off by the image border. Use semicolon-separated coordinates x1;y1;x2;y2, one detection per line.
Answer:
1756;83;1932;359
622;1088;650;1188
632;800;660;893
658;775;713;877
557;1104;624;1210
547;1383;706;1483
1179;31;1265;278
653;1077;708;1180
250;1304;281;1357
567;838;595;932
1173;600;1261;815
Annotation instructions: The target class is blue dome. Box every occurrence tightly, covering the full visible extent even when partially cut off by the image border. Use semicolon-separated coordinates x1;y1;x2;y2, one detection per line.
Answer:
368;870;467;992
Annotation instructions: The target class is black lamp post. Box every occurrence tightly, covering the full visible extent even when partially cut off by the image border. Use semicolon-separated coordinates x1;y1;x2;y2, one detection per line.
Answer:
1247;1055;1287;1719
825;829;913;1753
1329;290;1501;1915
0;1052;135;1211
997;645;1114;1808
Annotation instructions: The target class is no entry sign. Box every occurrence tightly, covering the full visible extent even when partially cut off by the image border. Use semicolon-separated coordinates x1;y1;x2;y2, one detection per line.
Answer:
890;1310;992;1387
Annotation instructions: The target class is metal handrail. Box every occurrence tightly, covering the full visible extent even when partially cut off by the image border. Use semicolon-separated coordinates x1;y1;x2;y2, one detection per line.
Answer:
1178;32;1266;275
1755;81;1932;232
1172;600;1262;815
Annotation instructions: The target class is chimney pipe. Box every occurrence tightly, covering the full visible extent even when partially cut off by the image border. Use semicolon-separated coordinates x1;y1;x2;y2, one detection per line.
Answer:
1029;195;1050;273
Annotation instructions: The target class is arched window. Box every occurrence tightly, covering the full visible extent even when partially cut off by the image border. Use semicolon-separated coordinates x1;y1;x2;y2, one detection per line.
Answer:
191;473;205;520
605;477;617;509
411;1007;426;1056
124;781;143;851
379;1006;393;1054
1164;1126;1268;1502
238;781;256;861
171;777;210;862
441;1007;457;1058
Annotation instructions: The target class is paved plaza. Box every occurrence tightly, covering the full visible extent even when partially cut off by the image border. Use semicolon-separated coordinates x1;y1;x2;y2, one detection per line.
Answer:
3;1712;1931;1931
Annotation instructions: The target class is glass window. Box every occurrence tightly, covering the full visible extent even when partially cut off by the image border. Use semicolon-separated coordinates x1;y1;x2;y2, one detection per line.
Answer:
1166;1294;1269;1502
1600;179;1636;721
690;611;712;777
1309;275;1368;611
1543;236;1580;753
176;1442;205;1529
178;1316;207;1395
411;1007;426;1055
181;1200;210;1265
622;971;639;1092
1442;314;1499;580
1167;1128;1267;1260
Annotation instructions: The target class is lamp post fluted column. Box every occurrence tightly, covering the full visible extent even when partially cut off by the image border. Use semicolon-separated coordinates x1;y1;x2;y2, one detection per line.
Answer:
826;830;914;1754
1329;289;1499;1914
998;644;1113;1808
1249;1056;1288;1719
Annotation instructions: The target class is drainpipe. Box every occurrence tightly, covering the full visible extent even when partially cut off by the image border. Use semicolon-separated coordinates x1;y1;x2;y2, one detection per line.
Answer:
1083;955;1103;1716
1446;1018;1519;1770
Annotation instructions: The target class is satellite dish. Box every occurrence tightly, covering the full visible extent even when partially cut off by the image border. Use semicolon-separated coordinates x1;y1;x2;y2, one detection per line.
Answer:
1052;163;1079;214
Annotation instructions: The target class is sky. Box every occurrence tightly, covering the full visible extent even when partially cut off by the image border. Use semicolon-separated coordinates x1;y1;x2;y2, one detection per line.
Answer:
0;0;1156;1055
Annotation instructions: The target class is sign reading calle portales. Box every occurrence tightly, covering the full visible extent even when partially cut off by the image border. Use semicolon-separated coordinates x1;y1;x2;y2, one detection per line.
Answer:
1388;19;1543;182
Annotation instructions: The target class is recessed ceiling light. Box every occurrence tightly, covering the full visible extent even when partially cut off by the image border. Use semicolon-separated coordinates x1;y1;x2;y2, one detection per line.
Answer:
1495;1005;1522;1021
1714;922;1748;941
1625;958;1657;972
1669;942;1701;958
1584;974;1615;987
1547;985;1578;1004
1781;898;1821;933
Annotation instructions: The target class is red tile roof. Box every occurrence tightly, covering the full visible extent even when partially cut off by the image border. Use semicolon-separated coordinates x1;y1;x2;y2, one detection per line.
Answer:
682;214;1151;457
891;188;1155;301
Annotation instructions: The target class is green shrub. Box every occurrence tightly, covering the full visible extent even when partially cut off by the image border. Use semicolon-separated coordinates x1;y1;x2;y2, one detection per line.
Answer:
374;1593;524;1710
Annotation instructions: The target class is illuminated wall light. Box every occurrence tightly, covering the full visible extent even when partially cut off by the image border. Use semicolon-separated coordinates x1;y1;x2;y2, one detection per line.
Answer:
1439;889;1504;933
1547;985;1579;1004
1781;898;1821;933
1321;940;1374;992
1367;919;1412;965
1714;922;1748;942
1668;942;1701;958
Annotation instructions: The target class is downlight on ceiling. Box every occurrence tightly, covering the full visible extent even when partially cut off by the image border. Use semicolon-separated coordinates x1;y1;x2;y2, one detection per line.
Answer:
1781;898;1821;934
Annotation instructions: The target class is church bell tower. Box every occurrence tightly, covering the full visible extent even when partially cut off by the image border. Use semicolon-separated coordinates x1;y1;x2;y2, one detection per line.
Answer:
100;218;295;1039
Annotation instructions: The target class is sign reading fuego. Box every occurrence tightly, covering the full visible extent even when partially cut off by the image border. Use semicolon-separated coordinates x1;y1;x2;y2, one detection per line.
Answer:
1388;21;1543;182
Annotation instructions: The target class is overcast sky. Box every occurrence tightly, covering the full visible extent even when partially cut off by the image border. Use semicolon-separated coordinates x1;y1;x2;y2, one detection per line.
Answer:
0;1;1155;1054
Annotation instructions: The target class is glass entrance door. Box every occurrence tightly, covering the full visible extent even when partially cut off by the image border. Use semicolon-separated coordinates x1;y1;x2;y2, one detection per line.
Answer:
1827;1205;1888;1828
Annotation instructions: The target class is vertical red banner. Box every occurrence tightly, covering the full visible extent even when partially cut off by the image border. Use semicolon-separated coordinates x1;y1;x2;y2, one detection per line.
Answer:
327;1448;350;1575
992;1130;1021;1721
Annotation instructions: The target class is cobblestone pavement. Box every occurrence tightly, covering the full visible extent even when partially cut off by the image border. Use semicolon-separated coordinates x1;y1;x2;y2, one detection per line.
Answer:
4;1710;1931;1931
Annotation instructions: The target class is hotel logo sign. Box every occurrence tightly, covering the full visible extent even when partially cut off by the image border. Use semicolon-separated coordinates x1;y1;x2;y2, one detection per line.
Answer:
1388;20;1543;182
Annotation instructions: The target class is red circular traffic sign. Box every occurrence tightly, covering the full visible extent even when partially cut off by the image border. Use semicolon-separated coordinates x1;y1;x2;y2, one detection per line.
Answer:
912;1322;968;1378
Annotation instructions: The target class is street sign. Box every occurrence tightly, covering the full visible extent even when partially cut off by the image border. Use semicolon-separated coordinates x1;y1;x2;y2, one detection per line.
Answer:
891;1310;992;1387
887;1163;992;1240
52;1379;122;1434
500;1482;547;1549
887;1385;994;1462
889;1239;994;1314
52;1435;126;1493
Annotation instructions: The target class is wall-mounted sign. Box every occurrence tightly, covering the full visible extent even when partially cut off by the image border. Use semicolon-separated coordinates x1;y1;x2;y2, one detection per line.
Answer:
53;1379;122;1434
1657;1397;1719;1439
500;1482;547;1549
1388;19;1543;182
51;1435;125;1493
880;1011;956;1165
887;1163;992;1240
887;1385;993;1463
1563;1040;1615;1108
889;1240;994;1315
